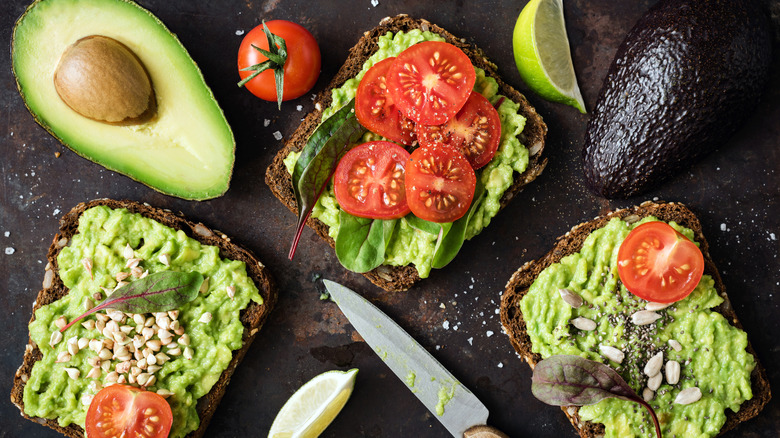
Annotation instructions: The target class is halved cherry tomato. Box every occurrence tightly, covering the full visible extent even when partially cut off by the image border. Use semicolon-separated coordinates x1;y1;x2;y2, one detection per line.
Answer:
386;41;476;125
416;91;501;169
405;144;476;223
237;20;321;101
85;384;172;438
355;57;416;145
333;141;411;219
617;221;705;303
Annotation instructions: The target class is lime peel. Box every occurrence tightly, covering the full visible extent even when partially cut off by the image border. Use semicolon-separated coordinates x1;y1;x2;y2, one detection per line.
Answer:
268;368;358;438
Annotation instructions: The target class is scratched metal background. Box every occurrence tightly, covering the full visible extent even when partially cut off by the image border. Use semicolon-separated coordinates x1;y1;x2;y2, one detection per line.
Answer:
1;0;778;437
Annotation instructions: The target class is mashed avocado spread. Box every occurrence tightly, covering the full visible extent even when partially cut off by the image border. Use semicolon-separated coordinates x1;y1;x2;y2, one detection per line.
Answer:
23;206;262;438
285;29;529;277
520;217;755;437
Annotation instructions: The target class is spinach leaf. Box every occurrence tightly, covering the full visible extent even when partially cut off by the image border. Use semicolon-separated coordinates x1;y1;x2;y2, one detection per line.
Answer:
289;100;367;259
404;214;443;235
61;271;203;332
432;179;486;269
532;355;661;438
335;211;397;273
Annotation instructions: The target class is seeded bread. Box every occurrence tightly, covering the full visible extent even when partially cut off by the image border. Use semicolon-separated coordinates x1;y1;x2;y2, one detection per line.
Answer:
9;198;277;438
499;200;771;437
265;14;548;292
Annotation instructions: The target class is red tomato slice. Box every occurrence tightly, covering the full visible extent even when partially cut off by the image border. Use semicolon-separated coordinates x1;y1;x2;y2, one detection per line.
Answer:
355;57;416;145
416;91;501;169
86;384;172;438
386;41;476;125
617;221;705;303
333;141;411;219
405;144;476;223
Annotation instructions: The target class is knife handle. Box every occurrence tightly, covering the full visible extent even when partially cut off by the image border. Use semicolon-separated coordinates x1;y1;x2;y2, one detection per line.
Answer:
463;425;510;438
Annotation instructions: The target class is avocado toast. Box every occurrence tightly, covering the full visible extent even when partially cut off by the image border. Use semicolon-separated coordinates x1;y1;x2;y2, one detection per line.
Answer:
10;199;277;438
500;200;771;437
265;15;548;292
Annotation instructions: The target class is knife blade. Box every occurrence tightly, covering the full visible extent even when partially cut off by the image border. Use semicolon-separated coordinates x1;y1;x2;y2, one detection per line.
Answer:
324;279;508;438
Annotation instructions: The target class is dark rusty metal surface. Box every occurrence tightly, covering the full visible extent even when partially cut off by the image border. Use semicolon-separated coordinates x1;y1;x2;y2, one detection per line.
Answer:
2;1;778;436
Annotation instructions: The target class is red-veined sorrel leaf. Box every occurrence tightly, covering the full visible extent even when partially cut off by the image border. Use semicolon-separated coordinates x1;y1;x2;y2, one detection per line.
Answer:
532;355;661;438
60;271;203;332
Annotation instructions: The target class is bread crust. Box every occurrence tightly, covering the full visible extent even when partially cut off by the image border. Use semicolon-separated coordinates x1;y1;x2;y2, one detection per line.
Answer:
265;15;548;292
9;198;277;438
499;200;771;437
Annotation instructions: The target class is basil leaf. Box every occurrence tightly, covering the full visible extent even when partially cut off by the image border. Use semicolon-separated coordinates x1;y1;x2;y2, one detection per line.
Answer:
288;100;367;260
335;212;397;273
532;355;661;438
432;179;486;269
61;271;203;332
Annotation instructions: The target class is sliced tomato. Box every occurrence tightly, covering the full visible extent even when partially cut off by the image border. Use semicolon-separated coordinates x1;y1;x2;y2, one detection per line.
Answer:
386;41;476;125
416;91;501;169
85;384;172;438
333;141;411;219
405;144;476;223
355;57;416;145
617;221;705;303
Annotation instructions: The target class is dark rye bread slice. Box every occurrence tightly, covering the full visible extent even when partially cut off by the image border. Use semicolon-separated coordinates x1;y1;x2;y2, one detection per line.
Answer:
499;200;771;437
266;14;548;292
10;198;277;438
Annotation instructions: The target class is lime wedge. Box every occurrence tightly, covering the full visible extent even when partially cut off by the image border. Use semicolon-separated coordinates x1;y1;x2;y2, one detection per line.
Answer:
268;368;358;438
513;0;586;113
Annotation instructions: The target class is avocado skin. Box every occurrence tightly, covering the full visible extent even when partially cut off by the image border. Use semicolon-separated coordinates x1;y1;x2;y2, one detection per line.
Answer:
582;0;772;199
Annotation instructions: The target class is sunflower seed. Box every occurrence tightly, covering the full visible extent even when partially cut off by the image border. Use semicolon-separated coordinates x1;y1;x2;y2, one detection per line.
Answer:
599;345;625;364
666;360;681;385
99;348;112;360
116;361;131;374
146;354;157;365
156;389;174;398
668;339;682;352
178;334;190;346
49;331;63;347
674;387;702;405
645;301;672;311
81;320;96;331
183;347;194;360
158;254;170;266
644;351;664;377
168;347;182;356
642;387;654;402
78;337;89;350
137;373;151;386
558;288;584;308
147;340;162;352
227;285;235;300
131;266;144;278
54;316;68;329
126;258;141;269
571;317;597;331
647;372;663;391
123;244;135;259
167;310;179;321
147;364;162;374
81;394;94;406
89;339;102;353
198;312;212;324
55;351;72;363
64;367;80;380
105;371;119;383
116;374;126;384
86;367;101;379
631;310;661;326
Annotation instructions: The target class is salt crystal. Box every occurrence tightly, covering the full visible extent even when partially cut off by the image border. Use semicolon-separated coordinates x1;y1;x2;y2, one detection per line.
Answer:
235;29;245;36
771;233;777;241
498;362;503;368
5;247;15;255
296;105;303;111
3;231;9;237
273;131;282;141
467;337;473;345
263;119;270;127
442;320;450;330
720;223;727;231
53;208;60;216
486;330;494;337
371;0;379;6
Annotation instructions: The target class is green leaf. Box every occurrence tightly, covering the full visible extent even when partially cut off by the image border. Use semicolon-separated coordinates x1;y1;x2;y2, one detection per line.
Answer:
288;100;367;259
335;212;397;273
250;43;285;66
532;355;661;438
60;271;203;332
404;214;443;235
432;179;486;269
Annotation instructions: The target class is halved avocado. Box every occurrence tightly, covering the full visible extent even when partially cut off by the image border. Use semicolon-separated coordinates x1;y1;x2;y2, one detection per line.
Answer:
12;0;234;200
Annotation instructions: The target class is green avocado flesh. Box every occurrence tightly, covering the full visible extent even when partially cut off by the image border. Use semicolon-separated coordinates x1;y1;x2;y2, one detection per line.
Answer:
285;30;529;278
12;0;234;200
520;217;755;437
23;206;262;437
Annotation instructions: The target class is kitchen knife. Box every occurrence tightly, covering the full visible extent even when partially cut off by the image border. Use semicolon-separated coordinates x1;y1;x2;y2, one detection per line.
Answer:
323;279;509;438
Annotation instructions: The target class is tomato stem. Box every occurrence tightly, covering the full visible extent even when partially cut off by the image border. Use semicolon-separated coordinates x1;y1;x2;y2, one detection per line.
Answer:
237;20;288;110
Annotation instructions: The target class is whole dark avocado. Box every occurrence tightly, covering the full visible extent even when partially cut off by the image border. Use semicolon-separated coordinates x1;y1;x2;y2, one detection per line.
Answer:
582;0;772;199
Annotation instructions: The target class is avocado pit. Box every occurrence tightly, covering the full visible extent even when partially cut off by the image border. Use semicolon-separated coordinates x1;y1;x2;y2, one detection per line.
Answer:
54;35;155;124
